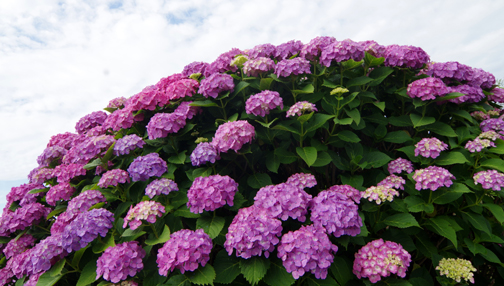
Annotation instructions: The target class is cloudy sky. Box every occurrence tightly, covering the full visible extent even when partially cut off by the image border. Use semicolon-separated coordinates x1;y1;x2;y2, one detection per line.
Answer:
1;0;503;209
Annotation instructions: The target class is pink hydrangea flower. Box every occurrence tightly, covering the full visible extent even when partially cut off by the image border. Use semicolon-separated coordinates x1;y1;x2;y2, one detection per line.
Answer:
353;239;411;283
245;90;283;117
127;153;167;181
274;57;312;78
285;173;317;189
123;201;166;230
465;138;496;153
159;78;199;105
362;185;399;204
473;170;504;191
243;57;275;77
3;234;36;259
211;120;255;153
359;40;386;58
0;203;51;236
182;61;209;77
103;106;138;132
52;163;87;183
37;146;66;167
75;111;108;135
244;43;276;59
286;101;317;117
383;44;430;69
388;158;414;175
378;174;406;190
325;184;362;204
414;137;448;159
107;97;127;109
187;175;238;213
198;73;234;98
300;36;337;61
205;48;242;75
114;134;145;156
254;183;312;222
489;87;504;103
274;40;303;60
96;241;145;283
98;169;131;188
46;182;76;206
448;84;485;104
28;167;54;184
412;166;455;191
146;111;187;140
190;142;220;166
319;39;365;67
407;77;450;101
145;178;178;198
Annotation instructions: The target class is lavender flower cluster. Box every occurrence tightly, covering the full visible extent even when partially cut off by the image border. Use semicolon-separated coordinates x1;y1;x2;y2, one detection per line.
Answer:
414;137;448;158
187;174;238;213
473;170;504;191
413;166;455;191
114;134;145;156
96;241;146;283
127;153;167;181
98;169;131;188
145;178;178;198
245;90;284;117
286;101;317;117
190;142;220;166
211;120;255;153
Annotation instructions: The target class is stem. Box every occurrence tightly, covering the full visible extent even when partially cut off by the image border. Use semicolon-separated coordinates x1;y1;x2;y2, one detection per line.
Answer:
150;223;159;239
242;154;255;173
220;99;227;120
300;122;304;147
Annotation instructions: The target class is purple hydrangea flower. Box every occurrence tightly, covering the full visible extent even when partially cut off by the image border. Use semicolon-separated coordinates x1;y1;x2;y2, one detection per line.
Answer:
383;44;430;69
187;175;238;214
481;118;504;134
53;163;87;183
61;208;114;252
489;87;504;103
157;229;212;275
285;173;317;189
205;48;242;75
254;183;312;222
388;158;414;175
103;106;137;132
469;67;496;89
325;185;362;204
29;233;66;274
146;112;186;140
145;178;178;198
310;191;362;237
473;170;504;191
245;43;276;59
28;167;54;184
224;205;282;259
182;61;209;77
63;135;116;165
114;134;145;156
37;146;67;167
448;84;485;104
319;39;365;67
123;201;165;230
412;166;455;191
300;36;337;61
245;90;284;117
4;183;45;211
362;185;399;204
0;268;13;285
277;225;338;279
377;175;406;190
3;234;35;259
7;248;35;279
75;111;108;135
24;272;44;286
424;61;468;82
465;138;496;153
353;239;411;283
414;137;448;159
96;241;146;283
160;79;199;104
471;111;490;121
127;153;167;181
406;77;450;101
107;97;127;109
243;57;276;77
0;203;51;236
98;169;130;188
190;142;220;166
198;73;235;98
274;57;312;78
46;182;76;206
286;101;317;117
274;40;303;60
211;120;255;153
359;40;386;58
154;73;186;95
46;132;80;149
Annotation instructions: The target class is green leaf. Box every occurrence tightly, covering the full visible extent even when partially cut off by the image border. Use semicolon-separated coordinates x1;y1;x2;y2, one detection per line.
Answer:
339;92;358;109
433;92;465;102
292;84;314;94
368;66;394;80
489;140;504;154
247;173;273;189
422;122;457;137
15;277;25;286
426;217;458;248
240;256;271;286
434;151;468;165
47;205;67;220
405;196;433;213
345;109;361;125
480;158;504;173
168;151;187;164
265;153;280;173
372;101;386;112
482;203;504;224
92;233;115;253
410;113;435;128
36;272;64;286
384;130;412;143
431;183;472;204
196;216;225;239
311;151;332;167
28;187;48;194
255;118;278;128
263;259;295;286
271;122;300;135
333;117;354;126
322;79;337;88
274;148;298;164
173;205;201;218
166;274;191;286
337;130;360;143
233;81;250;96
305;114;335;133
214;250;241;284
259;78;274;90
76;260;98;286
190;100;219;107
185;264;216;285
462;212;492;235
330;256;352;286
305;275;338;286
84;158;102;170
121;228;146;240
346;76;373;87
340;175;363;189
388;115;412;127
465;239;502;263
145;224;171;245
383;213;421;228
362;151;391;168
296;147;318;167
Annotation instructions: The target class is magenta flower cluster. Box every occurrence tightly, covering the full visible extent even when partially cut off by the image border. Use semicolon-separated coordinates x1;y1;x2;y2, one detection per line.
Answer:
127;153;167;181
473;170;504;191
157;229;212;275
3;234;35;259
286;101;317;117
319;39;365;67
245;90;284;117
413;166;455;191
465;138;496;153
190;142;220;166
198;73;234;98
274;57;312;78
378;174;406;190
383;44;430;69
53;163;87;183
414;137;448;158
407;77;450;101
98;169;131;188
0;203;50;236
75;111;108;135
123;201;166;230
187;174;238;213
211;120;255;153
299;36;337;61
145;178;178;198
324;184;362;203
96;241;145;283
388;157;414;175
243;57;275;77
46;182;76;206
114;134;145;156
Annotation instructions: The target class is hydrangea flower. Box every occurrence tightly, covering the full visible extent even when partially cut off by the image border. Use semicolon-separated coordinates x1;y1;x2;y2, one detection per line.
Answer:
127;153;167;181
478;130;500;141
29;233;65;274
160;78;199;104
254;183;312;222
274;57;311;78
154;73;186;95
245;90;284;117
61;208;114;252
157;229;212;275
377;174;406;190
310;191;362;237
359;40;386;57
471;111;490;121
187;175;238;213
319;39;365;67
244;43;276;59
109;281;138;286
286;101;317;117
114;134;145;156
53;163;87;183
98;169;131;188
28;167;54;184
243;57;275;77
46;182;76;206
0;203;51;236
488;87;504;103
37;145;66;167
414;137;448;159
211;120;255;153
146;111;187;140
3;234;36;259
412;166;455;191
324;184;361;204
145;178;178;198
353;239;411;283
205;48;242;75
225;205;282;259
448;84;485;104
383;44;430;69
198;73;235;98
285;173;317;189
75;111;108;135
103;106;137;132
63;135;116;165
388;158;414;175
4;183;45;211
107;97;127;109
277;225;338;279
300;36;337;61
123;201;166;230
182;61;209;77
406;77;450;101
480;118;504;135
436;258;476;284
424;61;468;82
190;142;220;166
127;85;159;111
96;241;146;283
362;185;399;204
465;138;496;153
46;132;81;149
473;170;504;191
24;272;44;286
274;40;303;60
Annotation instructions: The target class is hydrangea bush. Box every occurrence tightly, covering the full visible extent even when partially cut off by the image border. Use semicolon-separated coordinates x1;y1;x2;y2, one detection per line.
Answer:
1;36;504;286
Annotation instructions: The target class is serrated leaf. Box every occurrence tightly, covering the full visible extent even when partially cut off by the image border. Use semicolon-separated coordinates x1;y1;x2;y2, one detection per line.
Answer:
305;114;335;133
292;84;314;94
185;264;216;285
431;183;472;204
333;117;353;125
36;272;64;286
259;78;274;90
28;187;49;194
263;259;295;286
76;260;98;286
233;81;250;96
422;122;457;137
47;205;67;220
166;274;191;286
383;213;421;228
346;76;373;87
388;115;412;127
296;147;317;166
426;217;458;248
405;196;433;213
330;256;352;286
384;130;412;143
240;256;270;286
482;203;504;224
190;100;219;107
480;158;504;173
247;173;273;189
196;216;225;239
311;151;332;167
255;118;278;128
92;234;115;253
462;212;492;235
410;113;435;128
305;275;338;286
214;250;241;284
434;151;468;165
174;205;201;218
84;158;102;170
271;122;300;135
337;130;360;143
361;151;391;168
145;224;171;245
372;101;386;111
345;108;361;125
489;140;504;154
168;151;187;164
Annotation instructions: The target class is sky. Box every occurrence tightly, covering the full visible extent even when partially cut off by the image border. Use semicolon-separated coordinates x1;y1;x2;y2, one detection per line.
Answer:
1;0;503;209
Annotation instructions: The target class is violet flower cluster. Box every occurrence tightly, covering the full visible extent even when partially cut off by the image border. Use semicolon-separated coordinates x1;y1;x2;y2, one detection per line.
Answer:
156;229;212;275
245;43;276;59
205;48;242;75
53;163;87;183
324;184;362;203
254;182;312;222
145;178;178;198
123;201;166;230
127;153;167;181
299;36;337;61
274;57;312;78
37;145;66;167
319;39;365;67
378;174;406;190
465;138;496;153
388;157;414;175
46;182;76;206
353;239;411;283
182;61;209;77
187;174;238;213
198;73;235;98
190;142;220;166
414;137;448;158
285;173;318;189
3;234;35;259
286;101;317;117
449;84;485;104
473;170;504;191
406;77;450;101
75;111;108;134
0;203;50;236
274;40;303;60
245;90;284;117
114;134;145;156
211;120;255;153
98;169;131;188
489;87;504;103
243;57;275;76
96;241;146;283
412;166;455;191
383;44;430;69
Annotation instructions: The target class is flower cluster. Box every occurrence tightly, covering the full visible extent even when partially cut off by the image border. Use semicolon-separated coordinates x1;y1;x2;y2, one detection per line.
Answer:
96;241;146;283
300;36;337;61
161;78;199;103
473;170;504;191
324;184;362;203
274;57;312;78
28;167;54;184
319;39;365;67
182;61;209;77
206;48;242;75
406;77;450;101
465;138;496;153
145;178;178;198
61;208;114;252
436;258;476;284
3;234;35;259
274;40;303;60
146;111;187;140
225;205;282;259
211;120;255;153
37;146;66;167
0;203;50;236
114;134;145;156
383;44;430;69
449;84;485;104
53;163;87;183
414;137;448;158
46;182;76;206
157;229;212;275
378;174;406;190
412;166;455;191
123;201;166;230
362;185;399;204
98;169;131;188
254;183;312;222
107;97;127;109
187;175;238;213
245;43;276;59
127;153;167;181
489;87;504;103
277;225;338;279
190;142;220;166
245;90;284;117
353;239;411;283
286;173;318;189
243;57;275;76
286;101;317;117
75;111;108;134
5;183;45;210
198;73;234;98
